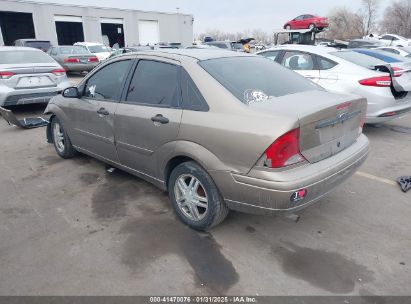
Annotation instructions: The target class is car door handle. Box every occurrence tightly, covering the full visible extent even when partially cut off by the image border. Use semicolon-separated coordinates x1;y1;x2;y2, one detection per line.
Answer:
97;108;109;116
151;114;169;124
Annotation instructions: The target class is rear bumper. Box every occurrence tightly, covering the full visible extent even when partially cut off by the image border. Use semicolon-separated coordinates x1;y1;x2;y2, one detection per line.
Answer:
366;99;411;124
210;134;369;215
0;81;70;106
62;63;97;72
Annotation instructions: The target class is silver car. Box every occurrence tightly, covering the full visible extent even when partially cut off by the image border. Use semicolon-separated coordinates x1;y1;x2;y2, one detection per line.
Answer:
47;46;99;73
45;50;369;230
0;47;71;106
257;45;411;124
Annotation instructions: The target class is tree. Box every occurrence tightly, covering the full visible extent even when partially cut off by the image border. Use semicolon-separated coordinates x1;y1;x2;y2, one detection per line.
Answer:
326;7;363;40
381;0;411;37
358;0;380;36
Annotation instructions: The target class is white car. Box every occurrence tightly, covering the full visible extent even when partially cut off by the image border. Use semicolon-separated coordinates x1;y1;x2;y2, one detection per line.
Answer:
376;46;411;58
73;42;111;61
378;34;411;47
257;45;411;124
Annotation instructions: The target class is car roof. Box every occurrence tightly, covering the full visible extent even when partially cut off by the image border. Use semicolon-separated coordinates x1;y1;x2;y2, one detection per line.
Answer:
262;44;338;55
75;42;104;46
118;49;252;61
0;46;44;52
15;39;51;42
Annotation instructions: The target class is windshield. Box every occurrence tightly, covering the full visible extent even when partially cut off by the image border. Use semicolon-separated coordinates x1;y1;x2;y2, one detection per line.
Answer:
25;41;51;50
199;56;320;104
330;51;386;68
232;43;244;50
88;45;108;53
0;50;55;64
353;49;411;63
59;46;90;55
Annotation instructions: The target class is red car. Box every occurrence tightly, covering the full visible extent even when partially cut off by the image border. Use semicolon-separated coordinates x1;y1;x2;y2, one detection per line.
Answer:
284;14;329;30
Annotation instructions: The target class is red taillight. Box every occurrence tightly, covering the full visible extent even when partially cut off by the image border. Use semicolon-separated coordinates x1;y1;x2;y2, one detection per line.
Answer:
359;76;391;87
52;69;66;76
88;57;99;62
392;67;403;77
263;128;306;168
0;71;15;79
64;58;80;63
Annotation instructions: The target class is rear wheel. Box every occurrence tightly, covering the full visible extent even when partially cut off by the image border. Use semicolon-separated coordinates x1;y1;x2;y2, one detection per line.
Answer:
51;116;77;159
309;23;315;30
168;161;229;230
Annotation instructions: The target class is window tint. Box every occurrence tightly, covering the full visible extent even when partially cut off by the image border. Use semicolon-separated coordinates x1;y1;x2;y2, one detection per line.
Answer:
317;56;337;70
84;60;131;101
199;56;320;105
260;50;280;61
304;15;314;19
282;51;315;70
0;50;55;64
330;51;386;68
126;60;180;107
295;15;304;20
181;69;208;111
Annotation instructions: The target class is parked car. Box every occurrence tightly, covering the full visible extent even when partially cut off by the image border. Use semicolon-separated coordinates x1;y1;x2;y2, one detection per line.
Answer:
257;45;411;124
45;49;369;230
13;39;52;52
74;42;111;61
347;39;385;49
185;45;220;50
376;46;411;58
0;47;71;107
378;34;411;47
284;14;328;30
47;46;99;73
205;41;244;52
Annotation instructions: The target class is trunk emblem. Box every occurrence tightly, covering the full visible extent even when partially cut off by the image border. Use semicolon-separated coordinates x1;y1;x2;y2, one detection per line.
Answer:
315;110;362;129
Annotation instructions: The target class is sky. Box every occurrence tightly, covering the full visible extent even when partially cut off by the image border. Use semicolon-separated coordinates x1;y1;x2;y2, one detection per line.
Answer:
30;0;391;34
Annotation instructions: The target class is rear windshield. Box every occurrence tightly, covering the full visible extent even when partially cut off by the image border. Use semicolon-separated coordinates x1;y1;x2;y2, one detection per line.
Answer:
354;49;411;63
88;45;108;53
330;51;386;68
25;41;51;50
59;46;90;55
199;56;320;104
0;51;55;64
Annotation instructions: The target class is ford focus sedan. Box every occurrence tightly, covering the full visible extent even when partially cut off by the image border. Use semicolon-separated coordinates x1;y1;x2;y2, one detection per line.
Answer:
45;50;369;230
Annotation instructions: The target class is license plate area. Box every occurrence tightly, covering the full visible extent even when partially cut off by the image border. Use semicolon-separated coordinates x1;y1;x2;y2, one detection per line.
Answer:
16;76;54;88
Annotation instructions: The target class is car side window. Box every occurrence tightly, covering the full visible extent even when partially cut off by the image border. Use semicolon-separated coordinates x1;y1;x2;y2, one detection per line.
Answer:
260;50;280;61
84;60;131;101
382;48;400;54
295;15;304;20
125;60;180;107
181;68;209;111
317;56;337;70
282;51;315;70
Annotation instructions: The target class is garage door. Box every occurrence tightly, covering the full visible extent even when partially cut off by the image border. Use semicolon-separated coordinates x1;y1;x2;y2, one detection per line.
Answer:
100;18;124;48
0;11;36;46
54;15;84;46
138;20;159;46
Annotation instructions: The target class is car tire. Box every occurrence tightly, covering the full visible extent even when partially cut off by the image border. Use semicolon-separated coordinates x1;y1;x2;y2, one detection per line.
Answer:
285;25;291;30
51;116;77;159
168;161;229;230
309;24;315;30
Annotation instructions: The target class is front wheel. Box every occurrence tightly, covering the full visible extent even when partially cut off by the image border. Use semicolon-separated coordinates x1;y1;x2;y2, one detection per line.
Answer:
285;25;291;30
309;23;315;30
51;116;77;159
168;161;229;230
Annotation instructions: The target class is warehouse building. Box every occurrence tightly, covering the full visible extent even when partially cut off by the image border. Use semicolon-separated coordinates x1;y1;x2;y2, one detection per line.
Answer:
0;0;194;47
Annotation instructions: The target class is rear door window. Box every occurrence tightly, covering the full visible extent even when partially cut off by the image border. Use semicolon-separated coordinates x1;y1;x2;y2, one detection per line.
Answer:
181;68;208;111
125;60;180;107
282;51;315;70
317;56;337;70
84;60;131;101
259;50;281;61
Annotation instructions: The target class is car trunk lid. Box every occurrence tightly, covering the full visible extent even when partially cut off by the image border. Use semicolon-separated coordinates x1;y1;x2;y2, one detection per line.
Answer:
249;90;367;164
0;63;60;89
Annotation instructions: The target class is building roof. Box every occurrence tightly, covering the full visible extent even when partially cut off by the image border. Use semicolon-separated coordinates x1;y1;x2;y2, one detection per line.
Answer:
1;0;193;17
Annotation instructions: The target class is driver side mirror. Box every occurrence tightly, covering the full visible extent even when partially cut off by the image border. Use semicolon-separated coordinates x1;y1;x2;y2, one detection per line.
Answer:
62;87;80;98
